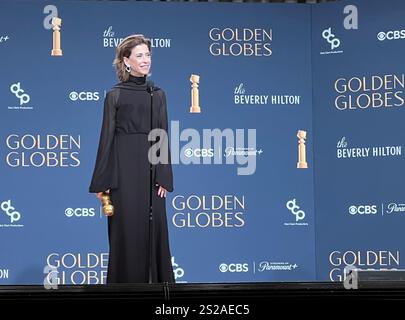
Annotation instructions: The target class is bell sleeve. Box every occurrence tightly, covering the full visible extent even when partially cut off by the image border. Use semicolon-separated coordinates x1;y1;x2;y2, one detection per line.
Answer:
154;90;174;192
89;90;119;193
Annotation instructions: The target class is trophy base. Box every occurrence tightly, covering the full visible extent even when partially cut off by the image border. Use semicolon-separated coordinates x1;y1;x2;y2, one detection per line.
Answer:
51;49;63;56
297;162;308;169
190;106;201;113
103;206;114;217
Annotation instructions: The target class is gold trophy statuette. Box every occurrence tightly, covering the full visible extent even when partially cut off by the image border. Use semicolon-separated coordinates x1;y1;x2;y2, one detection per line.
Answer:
51;17;63;56
190;74;201;113
101;192;114;216
297;130;308;169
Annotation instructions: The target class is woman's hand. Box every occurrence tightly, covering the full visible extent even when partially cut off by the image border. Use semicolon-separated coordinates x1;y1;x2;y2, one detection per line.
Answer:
157;185;167;198
96;189;110;200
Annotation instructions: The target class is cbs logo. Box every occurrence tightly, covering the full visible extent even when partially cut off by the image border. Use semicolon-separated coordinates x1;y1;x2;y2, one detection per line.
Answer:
219;263;249;273
377;30;405;41
184;148;214;158
65;208;96;217
69;91;100;101
348;205;377;215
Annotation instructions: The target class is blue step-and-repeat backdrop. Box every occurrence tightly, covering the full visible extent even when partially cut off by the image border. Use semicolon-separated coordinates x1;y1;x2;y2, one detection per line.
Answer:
0;0;404;285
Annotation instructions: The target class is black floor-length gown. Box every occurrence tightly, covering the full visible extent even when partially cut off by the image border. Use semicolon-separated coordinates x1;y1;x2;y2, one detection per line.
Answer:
89;75;174;283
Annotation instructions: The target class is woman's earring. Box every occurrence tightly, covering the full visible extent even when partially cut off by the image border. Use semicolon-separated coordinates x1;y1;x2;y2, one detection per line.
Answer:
125;64;131;72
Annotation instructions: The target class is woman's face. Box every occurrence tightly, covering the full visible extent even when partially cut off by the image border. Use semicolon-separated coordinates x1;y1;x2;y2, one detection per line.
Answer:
124;44;151;77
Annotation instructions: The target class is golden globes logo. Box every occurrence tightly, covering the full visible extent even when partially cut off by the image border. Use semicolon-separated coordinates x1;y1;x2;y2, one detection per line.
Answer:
190;74;201;113
51;17;62;56
328;250;400;281
45;253;108;285
171;195;246;228
209;28;272;57
5;134;80;167
334;74;405;110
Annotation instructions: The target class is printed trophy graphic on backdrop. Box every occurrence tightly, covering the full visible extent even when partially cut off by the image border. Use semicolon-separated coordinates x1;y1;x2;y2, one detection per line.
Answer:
190;74;201;113
297;130;308;169
51;17;63;56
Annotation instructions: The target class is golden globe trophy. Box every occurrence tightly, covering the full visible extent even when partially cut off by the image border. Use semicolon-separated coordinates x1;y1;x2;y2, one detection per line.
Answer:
190;74;201;113
297;130;308;169
51;17;63;56
101;192;114;216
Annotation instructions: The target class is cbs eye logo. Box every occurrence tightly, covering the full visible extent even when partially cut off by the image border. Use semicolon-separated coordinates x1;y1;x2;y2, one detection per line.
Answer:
65;208;96;217
184;148;214;158
377;30;405;41
69;91;100;101
219;263;249;273
348;205;377;215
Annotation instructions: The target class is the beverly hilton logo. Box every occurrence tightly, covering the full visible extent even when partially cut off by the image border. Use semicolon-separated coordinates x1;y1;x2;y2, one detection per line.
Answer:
51;17;62;56
234;83;301;106
189;74;201;113
102;26;172;48
336;137;403;159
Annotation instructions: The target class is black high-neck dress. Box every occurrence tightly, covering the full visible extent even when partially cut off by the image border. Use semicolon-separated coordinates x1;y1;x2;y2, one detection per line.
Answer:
89;75;174;283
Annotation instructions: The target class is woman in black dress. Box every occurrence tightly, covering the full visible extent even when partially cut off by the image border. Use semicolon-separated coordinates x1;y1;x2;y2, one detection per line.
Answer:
89;34;174;284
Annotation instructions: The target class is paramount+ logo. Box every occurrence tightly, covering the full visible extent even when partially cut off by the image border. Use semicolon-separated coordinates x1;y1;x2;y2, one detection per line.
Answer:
348;205;377;215
219;263;249;273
